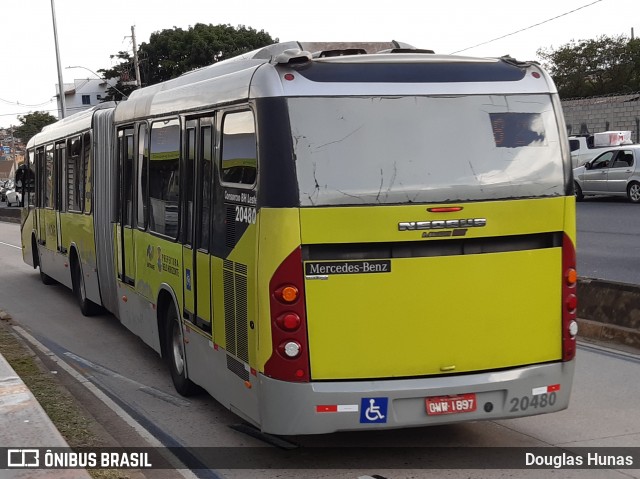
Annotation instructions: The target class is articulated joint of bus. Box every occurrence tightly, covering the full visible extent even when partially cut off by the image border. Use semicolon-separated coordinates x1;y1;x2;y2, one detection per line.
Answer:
264;247;311;382
562;233;578;361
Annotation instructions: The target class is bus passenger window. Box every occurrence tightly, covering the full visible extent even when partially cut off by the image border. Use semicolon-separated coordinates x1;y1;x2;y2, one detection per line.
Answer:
197;126;212;251
83;132;92;213
149;119;180;238
66;136;83;212
45;145;54;208
221;111;257;186
137;124;148;229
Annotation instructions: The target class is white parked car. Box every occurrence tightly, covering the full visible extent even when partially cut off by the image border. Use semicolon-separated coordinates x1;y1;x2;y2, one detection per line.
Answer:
5;189;22;207
573;145;640;203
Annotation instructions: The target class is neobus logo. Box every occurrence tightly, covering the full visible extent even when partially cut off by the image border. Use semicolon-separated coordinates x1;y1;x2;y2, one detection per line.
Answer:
398;218;487;231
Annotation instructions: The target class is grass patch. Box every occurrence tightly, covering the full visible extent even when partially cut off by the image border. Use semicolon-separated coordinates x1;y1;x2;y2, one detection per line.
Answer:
0;317;132;479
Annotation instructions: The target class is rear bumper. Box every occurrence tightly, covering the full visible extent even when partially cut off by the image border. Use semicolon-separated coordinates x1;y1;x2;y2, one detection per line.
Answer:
257;360;574;435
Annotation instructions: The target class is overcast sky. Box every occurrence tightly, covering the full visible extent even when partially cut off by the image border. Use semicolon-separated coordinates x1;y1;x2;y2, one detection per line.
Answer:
1;0;638;130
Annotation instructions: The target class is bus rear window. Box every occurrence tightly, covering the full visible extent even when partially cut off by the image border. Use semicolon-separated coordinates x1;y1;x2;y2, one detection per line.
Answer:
288;94;565;206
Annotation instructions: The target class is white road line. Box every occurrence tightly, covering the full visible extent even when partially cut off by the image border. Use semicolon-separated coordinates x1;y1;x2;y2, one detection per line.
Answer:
0;240;21;250
64;351;191;407
12;325;199;479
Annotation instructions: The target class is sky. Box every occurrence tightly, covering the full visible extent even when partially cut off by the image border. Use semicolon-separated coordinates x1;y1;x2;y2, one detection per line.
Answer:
1;0;638;130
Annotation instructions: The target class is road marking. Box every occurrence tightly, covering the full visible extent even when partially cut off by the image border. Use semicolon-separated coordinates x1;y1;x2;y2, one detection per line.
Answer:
578;341;640;364
0;240;21;250
63;351;191;407
12;325;200;479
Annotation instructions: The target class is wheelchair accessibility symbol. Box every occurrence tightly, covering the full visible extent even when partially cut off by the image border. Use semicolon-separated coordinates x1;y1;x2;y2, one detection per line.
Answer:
360;397;388;423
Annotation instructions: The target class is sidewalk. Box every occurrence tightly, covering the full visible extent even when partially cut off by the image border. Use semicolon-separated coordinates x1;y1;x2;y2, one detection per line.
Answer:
0;352;91;478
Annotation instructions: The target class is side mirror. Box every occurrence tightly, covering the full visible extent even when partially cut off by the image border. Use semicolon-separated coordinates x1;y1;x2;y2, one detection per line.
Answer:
584;161;591;170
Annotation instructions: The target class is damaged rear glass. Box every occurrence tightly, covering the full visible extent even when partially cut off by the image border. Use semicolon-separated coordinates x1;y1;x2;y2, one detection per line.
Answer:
288;94;564;206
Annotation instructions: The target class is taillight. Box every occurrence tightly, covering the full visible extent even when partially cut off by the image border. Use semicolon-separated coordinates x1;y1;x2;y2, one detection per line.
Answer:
264;247;310;382
562;234;578;361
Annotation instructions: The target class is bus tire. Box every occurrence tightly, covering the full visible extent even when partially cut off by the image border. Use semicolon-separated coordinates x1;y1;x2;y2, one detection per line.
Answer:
71;257;102;316
165;303;200;396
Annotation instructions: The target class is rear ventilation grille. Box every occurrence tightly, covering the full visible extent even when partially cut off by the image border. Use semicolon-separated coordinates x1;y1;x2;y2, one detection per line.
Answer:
222;260;249;363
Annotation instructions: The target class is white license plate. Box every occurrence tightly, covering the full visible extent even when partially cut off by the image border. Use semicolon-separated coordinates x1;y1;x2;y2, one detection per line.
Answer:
425;393;477;416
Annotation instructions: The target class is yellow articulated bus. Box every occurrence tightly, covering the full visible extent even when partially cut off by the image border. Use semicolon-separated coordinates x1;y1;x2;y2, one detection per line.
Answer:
17;41;577;435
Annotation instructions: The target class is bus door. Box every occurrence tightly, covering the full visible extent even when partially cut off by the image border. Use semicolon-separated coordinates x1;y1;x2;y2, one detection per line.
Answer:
211;109;258;373
117;127;136;286
182;121;197;325
182;118;214;334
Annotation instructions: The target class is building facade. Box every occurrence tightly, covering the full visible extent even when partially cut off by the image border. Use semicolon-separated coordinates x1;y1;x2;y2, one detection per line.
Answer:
56;78;117;118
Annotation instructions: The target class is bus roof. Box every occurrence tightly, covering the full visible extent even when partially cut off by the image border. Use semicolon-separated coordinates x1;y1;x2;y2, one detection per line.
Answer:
27;102;116;148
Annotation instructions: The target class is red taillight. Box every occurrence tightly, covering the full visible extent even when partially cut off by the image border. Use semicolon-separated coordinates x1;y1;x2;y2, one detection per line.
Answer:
276;312;301;331
562;234;578;361
264;247;310;382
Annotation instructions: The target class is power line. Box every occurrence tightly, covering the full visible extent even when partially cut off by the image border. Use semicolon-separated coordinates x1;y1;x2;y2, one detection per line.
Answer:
0;96;56;108
450;0;604;54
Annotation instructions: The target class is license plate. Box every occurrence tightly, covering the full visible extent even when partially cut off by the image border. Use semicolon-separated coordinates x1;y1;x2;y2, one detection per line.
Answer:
425;393;477;416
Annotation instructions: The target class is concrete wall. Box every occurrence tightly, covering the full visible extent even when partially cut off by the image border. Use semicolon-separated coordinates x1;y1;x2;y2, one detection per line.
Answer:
561;94;640;143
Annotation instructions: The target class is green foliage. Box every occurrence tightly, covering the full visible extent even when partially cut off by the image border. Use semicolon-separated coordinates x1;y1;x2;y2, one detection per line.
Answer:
98;24;277;101
537;35;640;98
14;111;58;143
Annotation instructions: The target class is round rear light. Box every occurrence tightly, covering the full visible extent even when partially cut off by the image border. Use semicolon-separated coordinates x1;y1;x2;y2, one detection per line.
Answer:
566;294;578;311
565;268;577;285
275;285;299;303
569;320;579;337
280;340;301;358
276;312;301;331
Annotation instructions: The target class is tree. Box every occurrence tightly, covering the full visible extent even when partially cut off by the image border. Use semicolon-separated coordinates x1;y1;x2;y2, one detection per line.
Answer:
99;24;277;101
13;111;57;143
537;35;640;98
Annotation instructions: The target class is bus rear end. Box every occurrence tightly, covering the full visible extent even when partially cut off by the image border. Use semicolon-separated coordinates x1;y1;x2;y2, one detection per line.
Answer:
255;53;576;435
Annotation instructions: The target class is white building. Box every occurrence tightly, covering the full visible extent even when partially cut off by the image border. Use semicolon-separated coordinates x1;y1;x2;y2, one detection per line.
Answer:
56;78;118;118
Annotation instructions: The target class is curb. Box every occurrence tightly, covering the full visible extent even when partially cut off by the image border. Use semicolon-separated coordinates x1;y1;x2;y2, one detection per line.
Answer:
0;207;21;224
0;354;91;478
577;278;640;349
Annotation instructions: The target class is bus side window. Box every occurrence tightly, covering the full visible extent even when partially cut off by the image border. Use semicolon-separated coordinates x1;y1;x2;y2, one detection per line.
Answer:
137;124;148;229
45;145;54;209
66;135;83;212
83;132;92;214
220;111;257;186
149;119;180;238
197;126;213;251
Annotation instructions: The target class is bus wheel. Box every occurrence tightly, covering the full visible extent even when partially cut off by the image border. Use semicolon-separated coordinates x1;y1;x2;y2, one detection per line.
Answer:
165;303;200;396
71;258;102;316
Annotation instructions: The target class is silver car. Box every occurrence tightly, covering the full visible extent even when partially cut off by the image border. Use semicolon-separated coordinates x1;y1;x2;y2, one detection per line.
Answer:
573;145;640;203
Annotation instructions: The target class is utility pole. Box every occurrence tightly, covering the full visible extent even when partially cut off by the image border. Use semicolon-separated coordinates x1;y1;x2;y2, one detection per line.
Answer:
131;25;142;89
50;0;67;118
10;126;16;165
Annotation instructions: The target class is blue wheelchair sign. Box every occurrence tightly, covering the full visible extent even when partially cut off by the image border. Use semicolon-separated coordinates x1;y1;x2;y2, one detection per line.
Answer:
359;397;388;424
